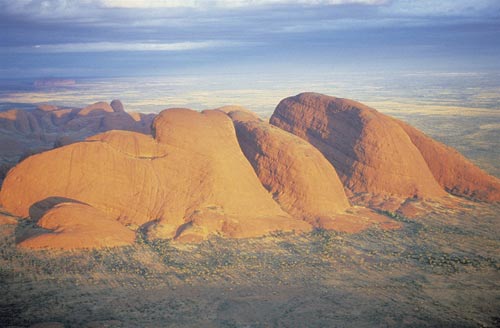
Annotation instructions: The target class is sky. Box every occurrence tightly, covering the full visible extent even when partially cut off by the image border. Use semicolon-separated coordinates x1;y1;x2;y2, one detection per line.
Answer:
1;0;500;78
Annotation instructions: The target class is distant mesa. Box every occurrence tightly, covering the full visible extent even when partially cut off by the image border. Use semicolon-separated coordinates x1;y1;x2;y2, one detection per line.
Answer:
78;101;114;116
0;93;498;250
36;104;59;112
270;92;499;202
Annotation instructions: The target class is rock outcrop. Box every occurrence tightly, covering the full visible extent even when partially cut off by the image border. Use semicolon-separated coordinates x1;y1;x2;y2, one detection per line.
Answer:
110;99;125;113
78;101;114;116
4;92;495;250
1;108;310;248
270;93;446;200
395;119;500;201
18;202;136;250
0;100;156;172
221;107;350;227
270;92;499;203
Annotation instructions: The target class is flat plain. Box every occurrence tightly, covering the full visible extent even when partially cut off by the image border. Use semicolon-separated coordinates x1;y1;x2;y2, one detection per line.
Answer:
1;198;498;327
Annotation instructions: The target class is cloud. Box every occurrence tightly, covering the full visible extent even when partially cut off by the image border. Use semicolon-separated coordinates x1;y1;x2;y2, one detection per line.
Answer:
6;41;242;53
382;0;500;17
1;0;388;16
100;0;388;9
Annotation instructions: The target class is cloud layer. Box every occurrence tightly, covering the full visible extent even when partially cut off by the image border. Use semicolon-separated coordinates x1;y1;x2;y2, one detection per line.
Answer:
100;0;388;8
1;0;499;77
10;41;242;53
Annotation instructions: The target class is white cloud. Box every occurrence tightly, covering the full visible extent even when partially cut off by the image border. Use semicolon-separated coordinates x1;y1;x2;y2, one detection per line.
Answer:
100;0;387;8
382;0;500;16
8;41;241;53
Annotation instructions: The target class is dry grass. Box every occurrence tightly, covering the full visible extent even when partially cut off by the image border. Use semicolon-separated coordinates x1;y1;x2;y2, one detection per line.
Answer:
0;201;499;327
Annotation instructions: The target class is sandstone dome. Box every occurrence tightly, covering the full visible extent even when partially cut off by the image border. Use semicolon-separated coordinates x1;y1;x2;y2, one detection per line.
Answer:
0;108;311;248
270;92;446;200
221;107;351;227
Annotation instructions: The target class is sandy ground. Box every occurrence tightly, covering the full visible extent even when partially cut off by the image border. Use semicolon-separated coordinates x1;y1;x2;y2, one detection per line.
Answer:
0;199;499;327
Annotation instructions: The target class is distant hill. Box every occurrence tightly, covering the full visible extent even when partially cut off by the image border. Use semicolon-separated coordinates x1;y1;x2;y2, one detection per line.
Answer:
0;99;155;181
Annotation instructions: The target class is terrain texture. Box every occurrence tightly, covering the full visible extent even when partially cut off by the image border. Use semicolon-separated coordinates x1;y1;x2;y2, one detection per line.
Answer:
1;93;499;250
0;100;154;181
0;92;498;327
0;200;498;327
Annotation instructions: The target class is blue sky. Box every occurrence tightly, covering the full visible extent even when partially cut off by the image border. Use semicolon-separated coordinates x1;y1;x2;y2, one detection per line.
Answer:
1;0;500;78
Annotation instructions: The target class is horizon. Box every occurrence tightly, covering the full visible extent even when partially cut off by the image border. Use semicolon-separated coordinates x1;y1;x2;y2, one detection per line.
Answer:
2;2;500;326
0;0;499;177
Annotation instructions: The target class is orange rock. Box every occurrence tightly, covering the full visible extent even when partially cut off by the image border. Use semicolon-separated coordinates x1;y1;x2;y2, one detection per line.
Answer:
78;101;114;116
0;213;17;225
0;100;155;170
150;108;311;240
395;119;500;201
1;108;311;248
222;107;350;225
270;93;447;200
36;104;59;112
0;109;19;121
19;202;135;250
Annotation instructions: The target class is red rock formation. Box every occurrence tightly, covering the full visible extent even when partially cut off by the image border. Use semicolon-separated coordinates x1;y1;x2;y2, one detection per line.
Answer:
0;213;17;225
78;101;114;116
36;104;59;112
0;108;311;248
18;203;135;250
221;108;350;227
394;119;500;201
110;99;125;113
0;100;155;168
270;93;446;200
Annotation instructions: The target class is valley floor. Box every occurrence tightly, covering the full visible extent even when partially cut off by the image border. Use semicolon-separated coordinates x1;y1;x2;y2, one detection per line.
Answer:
0;200;499;327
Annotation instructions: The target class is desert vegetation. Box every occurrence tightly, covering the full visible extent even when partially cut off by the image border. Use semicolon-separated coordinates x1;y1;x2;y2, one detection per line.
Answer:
1;199;498;327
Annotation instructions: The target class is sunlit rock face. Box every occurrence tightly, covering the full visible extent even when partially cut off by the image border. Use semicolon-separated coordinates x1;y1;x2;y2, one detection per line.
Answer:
220;107;351;226
0;108;311;249
394;119;500;201
3;93;497;250
0;100;156;179
271;92;447;201
270;92;500;202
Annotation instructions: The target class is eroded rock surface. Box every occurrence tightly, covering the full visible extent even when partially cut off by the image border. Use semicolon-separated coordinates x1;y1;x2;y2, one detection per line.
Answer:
222;108;350;227
0;100;155;177
1;108;311;248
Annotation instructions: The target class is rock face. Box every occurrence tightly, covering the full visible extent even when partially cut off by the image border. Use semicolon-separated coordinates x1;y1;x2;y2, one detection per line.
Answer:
395;119;500;201
110;99;125;113
1;108;310;248
78;101;114;116
270;93;446;200
222;108;350;227
18;202;136;250
0;100;156;174
271;92;500;202
3;93;495;250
